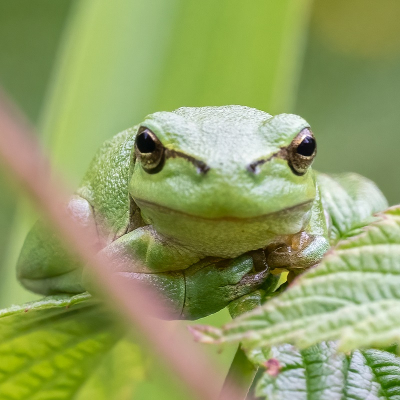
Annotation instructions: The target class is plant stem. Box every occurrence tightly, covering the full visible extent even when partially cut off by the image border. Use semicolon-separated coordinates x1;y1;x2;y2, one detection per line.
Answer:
219;345;258;400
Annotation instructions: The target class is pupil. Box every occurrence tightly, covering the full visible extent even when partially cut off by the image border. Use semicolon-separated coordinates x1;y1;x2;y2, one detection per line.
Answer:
136;131;156;153
297;137;316;157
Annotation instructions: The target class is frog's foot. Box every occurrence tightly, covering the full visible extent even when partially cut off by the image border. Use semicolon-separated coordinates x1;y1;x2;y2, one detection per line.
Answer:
181;252;270;320
266;232;329;273
228;290;265;318
88;252;271;320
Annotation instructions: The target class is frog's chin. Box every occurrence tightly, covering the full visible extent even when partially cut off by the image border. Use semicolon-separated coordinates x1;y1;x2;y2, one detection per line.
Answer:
134;198;314;258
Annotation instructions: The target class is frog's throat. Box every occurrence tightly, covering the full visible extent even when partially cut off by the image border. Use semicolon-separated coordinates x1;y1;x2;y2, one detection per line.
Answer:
133;198;313;222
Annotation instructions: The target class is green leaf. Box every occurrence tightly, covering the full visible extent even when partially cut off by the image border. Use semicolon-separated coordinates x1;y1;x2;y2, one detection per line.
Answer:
254;342;400;400
0;294;146;399
191;206;400;353
317;172;388;243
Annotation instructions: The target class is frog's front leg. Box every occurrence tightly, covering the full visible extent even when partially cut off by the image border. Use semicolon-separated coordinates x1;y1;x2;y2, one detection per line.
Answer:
116;252;270;320
97;225;201;274
266;187;330;277
266;232;329;277
182;252;270;319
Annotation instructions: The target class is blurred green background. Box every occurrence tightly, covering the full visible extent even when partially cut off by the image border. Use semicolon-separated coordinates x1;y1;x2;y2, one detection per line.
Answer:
1;0;400;397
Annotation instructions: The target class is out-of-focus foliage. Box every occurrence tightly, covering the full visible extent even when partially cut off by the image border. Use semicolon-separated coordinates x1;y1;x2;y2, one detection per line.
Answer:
297;0;400;205
151;0;310;113
0;171;16;279
0;294;149;400
0;0;72;306
0;0;71;122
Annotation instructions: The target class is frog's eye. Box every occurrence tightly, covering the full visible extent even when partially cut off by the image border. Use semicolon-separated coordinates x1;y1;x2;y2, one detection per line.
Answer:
288;128;316;175
135;127;164;173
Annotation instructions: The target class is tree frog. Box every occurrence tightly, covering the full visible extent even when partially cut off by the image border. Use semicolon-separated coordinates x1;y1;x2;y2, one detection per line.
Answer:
17;106;388;319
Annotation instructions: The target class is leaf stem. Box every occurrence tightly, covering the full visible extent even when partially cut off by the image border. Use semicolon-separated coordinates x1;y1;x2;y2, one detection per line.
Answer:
219;346;258;400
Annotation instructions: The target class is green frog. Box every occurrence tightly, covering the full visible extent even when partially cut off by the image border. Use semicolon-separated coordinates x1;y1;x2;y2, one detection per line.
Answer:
17;106;387;319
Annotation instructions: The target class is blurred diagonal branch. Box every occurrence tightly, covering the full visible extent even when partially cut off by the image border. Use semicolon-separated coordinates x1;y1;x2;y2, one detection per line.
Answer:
0;88;242;400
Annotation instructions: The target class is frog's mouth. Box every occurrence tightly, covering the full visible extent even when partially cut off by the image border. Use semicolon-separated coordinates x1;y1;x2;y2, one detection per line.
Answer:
134;198;313;222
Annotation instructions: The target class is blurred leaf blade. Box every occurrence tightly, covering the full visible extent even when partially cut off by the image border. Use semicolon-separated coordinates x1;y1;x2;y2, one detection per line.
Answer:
0;294;147;400
0;0;73;307
40;0;182;181
0;0;72;123
0;292;90;316
153;0;312;113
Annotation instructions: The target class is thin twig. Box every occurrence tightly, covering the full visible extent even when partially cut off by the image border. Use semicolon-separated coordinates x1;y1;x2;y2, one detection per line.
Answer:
0;89;243;400
219;346;258;400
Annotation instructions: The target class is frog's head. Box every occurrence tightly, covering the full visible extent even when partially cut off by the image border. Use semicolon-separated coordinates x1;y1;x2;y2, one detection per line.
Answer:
129;106;318;258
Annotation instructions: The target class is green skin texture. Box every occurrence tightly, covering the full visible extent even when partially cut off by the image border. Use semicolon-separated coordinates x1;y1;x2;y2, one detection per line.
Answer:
17;106;388;320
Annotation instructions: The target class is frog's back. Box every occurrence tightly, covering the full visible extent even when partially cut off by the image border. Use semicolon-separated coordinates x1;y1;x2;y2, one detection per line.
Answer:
77;127;137;239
